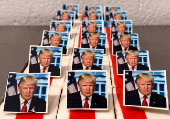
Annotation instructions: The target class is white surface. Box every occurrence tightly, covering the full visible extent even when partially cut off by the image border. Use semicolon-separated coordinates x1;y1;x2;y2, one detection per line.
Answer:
0;0;170;25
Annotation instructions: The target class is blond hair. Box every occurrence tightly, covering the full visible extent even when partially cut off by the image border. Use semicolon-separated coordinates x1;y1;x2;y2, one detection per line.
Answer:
89;7;96;11
117;22;126;27
57;22;66;28
110;7;117;12
125;50;139;59
114;13;122;19
78;73;96;87
81;50;95;60
67;6;74;11
89;12;97;17
135;73;154;85
88;32;100;40
50;33;62;40
88;22;97;27
18;75;37;89
39;49;53;58
120;33;131;42
62;11;70;16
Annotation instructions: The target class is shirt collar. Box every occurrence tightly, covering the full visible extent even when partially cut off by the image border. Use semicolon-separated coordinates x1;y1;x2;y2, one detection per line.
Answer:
82;63;92;70
39;63;49;71
138;90;151;100
19;94;32;105
89;44;97;49
121;45;129;52
127;63;137;70
80;91;92;101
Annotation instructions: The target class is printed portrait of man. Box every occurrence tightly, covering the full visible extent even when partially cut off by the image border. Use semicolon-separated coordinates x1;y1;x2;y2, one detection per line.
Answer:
67;73;107;109
72;50;102;70
125;73;166;108
4;75;46;112
29;48;60;76
44;33;67;54
113;33;138;55
118;50;149;74
81;32;105;53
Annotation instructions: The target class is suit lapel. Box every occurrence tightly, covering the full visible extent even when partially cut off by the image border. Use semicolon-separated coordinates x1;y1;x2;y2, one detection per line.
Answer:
124;63;130;70
28;97;36;112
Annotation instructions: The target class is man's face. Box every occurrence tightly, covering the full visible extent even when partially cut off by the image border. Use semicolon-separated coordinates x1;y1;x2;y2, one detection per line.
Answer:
81;55;94;67
19;83;36;101
136;80;153;96
120;37;131;48
89;15;97;20
78;81;95;97
114;15;122;20
57;25;65;32
110;9;117;12
89;36;99;47
117;25;126;33
126;55;139;67
50;37;61;46
67;8;74;11
39;54;52;68
88;25;96;33
62;14;69;21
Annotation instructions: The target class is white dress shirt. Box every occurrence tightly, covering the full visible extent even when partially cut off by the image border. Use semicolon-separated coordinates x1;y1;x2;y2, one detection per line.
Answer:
121;45;129;52
90;44;97;49
80;92;92;108
138;90;151;106
127;63;137;71
82;63;92;70
19;94;32;112
40;64;49;73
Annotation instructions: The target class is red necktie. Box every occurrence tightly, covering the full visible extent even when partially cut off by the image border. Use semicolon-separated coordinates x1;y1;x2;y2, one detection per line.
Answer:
84;97;89;108
85;67;89;70
131;67;134;71
92;46;95;49
42;67;46;73
124;48;127;51
21;101;27;112
142;96;148;106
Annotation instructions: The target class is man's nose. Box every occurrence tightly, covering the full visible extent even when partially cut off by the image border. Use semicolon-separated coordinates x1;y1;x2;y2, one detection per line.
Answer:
26;88;30;93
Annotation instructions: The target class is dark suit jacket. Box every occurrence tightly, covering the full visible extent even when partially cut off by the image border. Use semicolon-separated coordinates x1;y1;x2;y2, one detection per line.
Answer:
113;45;138;55
44;44;67;54
72;63;102;70
118;63;149;74
125;89;166;108
29;63;60;76
67;92;107;108
81;43;106;54
4;94;46;112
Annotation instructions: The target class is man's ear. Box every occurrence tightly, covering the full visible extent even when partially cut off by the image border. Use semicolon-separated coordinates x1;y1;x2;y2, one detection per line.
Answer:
18;86;21;93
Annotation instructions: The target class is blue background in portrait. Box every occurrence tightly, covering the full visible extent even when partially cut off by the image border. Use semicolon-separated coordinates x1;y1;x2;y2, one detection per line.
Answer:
74;48;104;69
128;71;167;97
10;73;49;101
51;21;72;33
68;71;107;98
30;46;62;68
